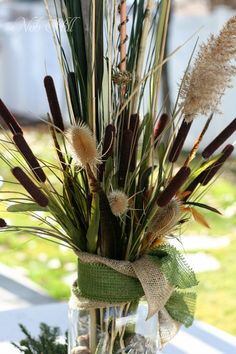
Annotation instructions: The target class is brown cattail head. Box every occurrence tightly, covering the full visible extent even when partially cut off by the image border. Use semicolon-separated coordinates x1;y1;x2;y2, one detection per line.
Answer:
129;114;140;172
108;190;129;216
200;144;234;186
168;120;192;162
13;134;46;182
99;189;121;259
0;218;7;228
99;124;116;180
118;129;133;187
44;76;64;132
12;167;48;207
154;113;170;147
157;166;191;207
202;118;236;159
102;124;116;161
66;123;100;168
182;176;201;201
0;99;23;135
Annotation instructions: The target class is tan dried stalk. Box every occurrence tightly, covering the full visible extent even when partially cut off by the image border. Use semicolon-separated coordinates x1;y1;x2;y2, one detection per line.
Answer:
132;0;154;114
181;16;236;122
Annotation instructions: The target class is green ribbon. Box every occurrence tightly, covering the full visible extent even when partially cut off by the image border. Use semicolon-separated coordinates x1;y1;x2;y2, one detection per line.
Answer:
77;260;144;302
77;245;198;327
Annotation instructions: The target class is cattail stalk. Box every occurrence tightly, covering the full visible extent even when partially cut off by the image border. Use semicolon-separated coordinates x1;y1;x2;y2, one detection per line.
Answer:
200;144;234;185
168;120;192;162
13;133;46;182
12;167;48;207
202;118;236;159
44;76;64;132
0;99;23;134
157;166;191;207
132;0;154;113
49;117;67;172
154;113;170;147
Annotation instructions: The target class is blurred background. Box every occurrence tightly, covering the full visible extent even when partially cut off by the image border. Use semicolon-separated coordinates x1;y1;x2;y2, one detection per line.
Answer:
0;0;236;340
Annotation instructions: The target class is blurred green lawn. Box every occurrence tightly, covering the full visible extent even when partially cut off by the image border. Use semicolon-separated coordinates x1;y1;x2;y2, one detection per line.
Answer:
0;131;236;334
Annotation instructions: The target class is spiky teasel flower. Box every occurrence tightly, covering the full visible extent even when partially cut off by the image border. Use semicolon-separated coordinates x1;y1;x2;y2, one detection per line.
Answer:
180;16;236;122
66;123;101;168
143;200;181;251
108;190;129;216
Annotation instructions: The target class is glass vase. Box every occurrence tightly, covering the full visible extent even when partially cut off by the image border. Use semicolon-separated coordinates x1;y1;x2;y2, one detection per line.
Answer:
68;296;160;354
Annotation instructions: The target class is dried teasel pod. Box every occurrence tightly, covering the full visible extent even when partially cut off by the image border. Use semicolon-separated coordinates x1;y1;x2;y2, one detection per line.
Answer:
200;144;234;186
157;166;191;207
44;76;64;132
154;113;170;147
145;200;181;248
13;133;46;182
71;346;91;354
0;99;23;135
12;167;48;207
108;190;129;216
202;118;236;159
0;218;7;228
66;123;100;168
168;120;193;162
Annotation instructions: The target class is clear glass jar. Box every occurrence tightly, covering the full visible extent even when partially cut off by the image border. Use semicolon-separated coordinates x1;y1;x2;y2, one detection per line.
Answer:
68;297;160;354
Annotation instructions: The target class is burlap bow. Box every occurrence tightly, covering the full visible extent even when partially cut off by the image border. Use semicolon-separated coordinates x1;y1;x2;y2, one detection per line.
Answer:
72;245;197;345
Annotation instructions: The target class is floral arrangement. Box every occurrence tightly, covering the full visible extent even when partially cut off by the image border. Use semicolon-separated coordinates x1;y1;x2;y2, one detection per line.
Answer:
0;1;236;353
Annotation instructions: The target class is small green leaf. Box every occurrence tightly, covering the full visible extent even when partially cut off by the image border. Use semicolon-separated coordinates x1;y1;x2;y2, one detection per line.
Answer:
184;201;222;215
7;203;48;213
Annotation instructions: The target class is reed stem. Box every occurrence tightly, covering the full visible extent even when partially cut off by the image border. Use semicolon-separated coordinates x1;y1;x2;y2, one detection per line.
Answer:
89;308;97;353
132;0;154;114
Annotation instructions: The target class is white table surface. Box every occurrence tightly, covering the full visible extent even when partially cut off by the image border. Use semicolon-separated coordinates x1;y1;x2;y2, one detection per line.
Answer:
1;302;236;353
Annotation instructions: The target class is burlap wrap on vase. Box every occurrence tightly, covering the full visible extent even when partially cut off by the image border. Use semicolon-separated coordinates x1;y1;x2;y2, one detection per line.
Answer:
71;245;198;346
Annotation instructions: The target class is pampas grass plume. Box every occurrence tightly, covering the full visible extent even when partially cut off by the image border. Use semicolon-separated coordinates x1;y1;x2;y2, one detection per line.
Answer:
180;16;236;122
108;190;129;216
66;123;100;168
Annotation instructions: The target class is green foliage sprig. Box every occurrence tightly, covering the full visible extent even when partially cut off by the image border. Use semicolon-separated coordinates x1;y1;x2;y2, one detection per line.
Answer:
12;323;67;354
